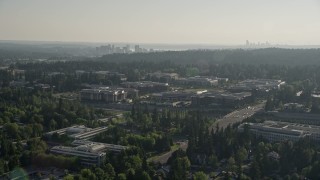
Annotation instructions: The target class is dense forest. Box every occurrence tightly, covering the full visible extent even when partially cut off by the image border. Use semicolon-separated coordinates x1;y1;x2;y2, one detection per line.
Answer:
12;59;320;92
98;48;320;65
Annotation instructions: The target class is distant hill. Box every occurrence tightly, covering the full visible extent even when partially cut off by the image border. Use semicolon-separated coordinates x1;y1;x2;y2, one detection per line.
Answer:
0;41;96;58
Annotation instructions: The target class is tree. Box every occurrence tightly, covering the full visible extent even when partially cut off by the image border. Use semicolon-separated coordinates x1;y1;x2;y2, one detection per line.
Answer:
151;108;159;125
170;156;191;180
126;168;135;180
80;169;96;180
250;160;261;179
49;119;57;131
278;101;284;111
4;123;20;139
8;155;20;169
94;168;106;180
32;123;43;137
104;163;115;179
193;171;208;180
311;100;320;113
27;139;47;153
116;173;126;180
63;174;74;180
0;160;5;175
265;97;274;111
135;171;151;180
208;154;218;168
226;157;236;172
124;155;142;170
235;147;248;164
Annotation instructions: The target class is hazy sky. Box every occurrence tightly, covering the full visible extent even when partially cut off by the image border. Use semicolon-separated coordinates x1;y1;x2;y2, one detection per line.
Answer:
1;0;320;45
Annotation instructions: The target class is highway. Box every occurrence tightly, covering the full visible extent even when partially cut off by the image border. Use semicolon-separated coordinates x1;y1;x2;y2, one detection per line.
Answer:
209;102;265;133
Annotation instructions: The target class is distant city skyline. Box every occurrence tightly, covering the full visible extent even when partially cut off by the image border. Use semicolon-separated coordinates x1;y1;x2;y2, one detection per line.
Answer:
1;0;320;45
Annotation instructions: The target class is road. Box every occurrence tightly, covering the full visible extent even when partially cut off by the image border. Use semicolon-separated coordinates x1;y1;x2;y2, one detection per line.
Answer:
150;140;188;164
209;102;265;133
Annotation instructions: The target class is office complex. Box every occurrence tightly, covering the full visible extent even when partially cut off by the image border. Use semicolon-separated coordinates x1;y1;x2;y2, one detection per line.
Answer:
239;121;320;143
121;81;169;93
71;140;127;153
191;91;252;107
175;76;219;87
51;144;106;166
229;79;285;92
80;87;127;103
50;140;127;166
45;125;108;140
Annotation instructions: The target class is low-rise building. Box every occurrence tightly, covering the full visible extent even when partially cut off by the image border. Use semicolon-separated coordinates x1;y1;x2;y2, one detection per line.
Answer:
283;103;306;112
46;125;108;140
81;84;138;98
80;87;127;103
48;72;65;77
33;83;53;92
9;80;28;88
175;76;219;87
311;91;320;99
151;91;195;102
267;151;280;161
51;145;106;166
191;91;252;108
121;81;169;93
50;140;127;166
148;72;179;83
140;100;190;108
76;70;127;82
12;69;25;80
266;111;320;125
229;79;285;92
71;140;127;153
238;121;320;143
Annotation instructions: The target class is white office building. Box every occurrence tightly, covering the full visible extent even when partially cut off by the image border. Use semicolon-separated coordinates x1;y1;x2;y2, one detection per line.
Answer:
45;125;108;140
71;140;127;153
239;121;320;143
51;140;128;166
51;145;106;166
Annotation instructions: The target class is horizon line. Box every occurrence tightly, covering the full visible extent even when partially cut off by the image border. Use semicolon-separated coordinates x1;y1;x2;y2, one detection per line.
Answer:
1;39;320;47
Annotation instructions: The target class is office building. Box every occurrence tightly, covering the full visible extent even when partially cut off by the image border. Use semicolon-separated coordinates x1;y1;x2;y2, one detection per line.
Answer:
45;125;108;140
191;91;252;108
50;140;127;166
121;81;169;93
229;79;285;92
151;91;195;102
71;140;127;153
175;76;219;87
148;72;179;83
51;145;106;166
238;121;320;143
80;87;127;103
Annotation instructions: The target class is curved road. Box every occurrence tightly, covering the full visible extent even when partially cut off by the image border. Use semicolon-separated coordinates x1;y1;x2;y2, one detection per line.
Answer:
151;141;188;164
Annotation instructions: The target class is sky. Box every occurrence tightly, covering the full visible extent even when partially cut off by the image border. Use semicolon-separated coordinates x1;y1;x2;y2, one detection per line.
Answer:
1;0;320;45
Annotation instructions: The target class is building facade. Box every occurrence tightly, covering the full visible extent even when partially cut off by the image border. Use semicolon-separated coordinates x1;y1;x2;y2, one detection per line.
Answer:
51;145;106;166
238;121;320;143
80;87;127;103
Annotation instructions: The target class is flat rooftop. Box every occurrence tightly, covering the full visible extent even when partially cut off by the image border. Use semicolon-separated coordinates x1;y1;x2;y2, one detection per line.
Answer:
46;125;108;140
72;140;127;152
241;121;320;136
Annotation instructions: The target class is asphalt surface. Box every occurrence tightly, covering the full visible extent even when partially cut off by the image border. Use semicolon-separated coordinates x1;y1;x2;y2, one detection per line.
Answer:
152;141;188;164
209;102;266;133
